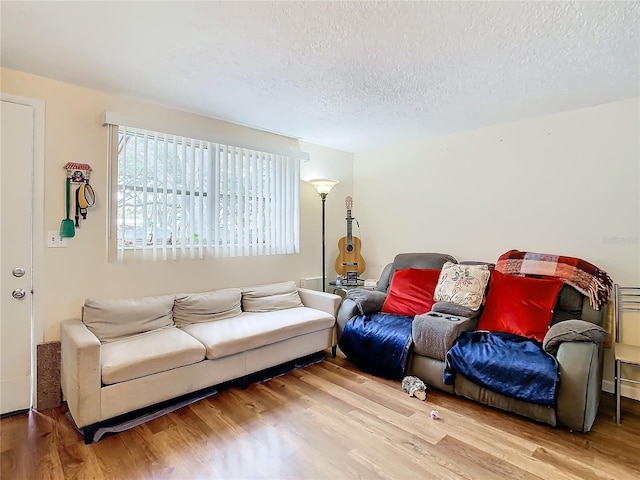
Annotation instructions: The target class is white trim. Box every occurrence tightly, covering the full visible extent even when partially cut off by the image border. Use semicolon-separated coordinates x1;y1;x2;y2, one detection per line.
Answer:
1;92;46;409
103;111;310;161
602;379;640;401
107;124;119;263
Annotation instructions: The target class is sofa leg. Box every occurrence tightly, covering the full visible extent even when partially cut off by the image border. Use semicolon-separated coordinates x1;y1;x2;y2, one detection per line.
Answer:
83;425;97;444
332;345;337;358
240;376;248;390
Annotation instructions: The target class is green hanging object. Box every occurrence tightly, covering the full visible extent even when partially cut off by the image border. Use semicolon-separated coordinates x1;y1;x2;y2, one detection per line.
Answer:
60;179;76;238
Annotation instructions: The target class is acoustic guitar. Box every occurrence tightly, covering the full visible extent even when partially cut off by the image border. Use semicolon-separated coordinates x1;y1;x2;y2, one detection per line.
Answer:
334;196;366;277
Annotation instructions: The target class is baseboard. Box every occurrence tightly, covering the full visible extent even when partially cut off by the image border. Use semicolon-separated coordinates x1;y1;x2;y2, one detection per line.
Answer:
602;380;640;401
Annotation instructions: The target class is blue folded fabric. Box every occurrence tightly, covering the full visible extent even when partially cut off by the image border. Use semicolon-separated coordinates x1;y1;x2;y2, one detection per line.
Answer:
339;313;413;380
444;331;559;407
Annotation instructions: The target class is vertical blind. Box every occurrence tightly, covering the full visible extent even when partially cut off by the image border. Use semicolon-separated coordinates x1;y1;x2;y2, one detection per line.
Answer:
107;124;300;261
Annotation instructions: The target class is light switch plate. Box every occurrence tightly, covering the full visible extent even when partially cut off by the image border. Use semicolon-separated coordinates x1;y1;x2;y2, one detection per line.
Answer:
47;230;68;248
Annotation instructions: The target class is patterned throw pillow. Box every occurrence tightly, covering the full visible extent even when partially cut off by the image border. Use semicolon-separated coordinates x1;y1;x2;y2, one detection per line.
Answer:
433;262;491;311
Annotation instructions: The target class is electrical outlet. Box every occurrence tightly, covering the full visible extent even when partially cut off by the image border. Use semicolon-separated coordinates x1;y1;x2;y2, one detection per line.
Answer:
47;230;68;248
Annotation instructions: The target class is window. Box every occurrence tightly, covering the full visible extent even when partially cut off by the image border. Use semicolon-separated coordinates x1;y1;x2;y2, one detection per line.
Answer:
108;125;300;261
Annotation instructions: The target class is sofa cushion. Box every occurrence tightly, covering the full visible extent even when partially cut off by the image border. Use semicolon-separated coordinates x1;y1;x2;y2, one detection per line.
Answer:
542;319;608;356
82;294;175;342
241;281;303;312
555;284;583;317
477;271;564;342
173;288;242;326
379;253;457;293
381;268;441;317
433;262;490;311
181;307;335;359
100;327;205;385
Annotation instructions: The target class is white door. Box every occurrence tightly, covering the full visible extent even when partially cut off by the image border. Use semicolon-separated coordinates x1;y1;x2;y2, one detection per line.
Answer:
0;100;34;415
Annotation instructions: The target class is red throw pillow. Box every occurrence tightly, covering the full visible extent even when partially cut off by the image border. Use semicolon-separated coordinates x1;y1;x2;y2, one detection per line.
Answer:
381;268;441;317
477;270;564;342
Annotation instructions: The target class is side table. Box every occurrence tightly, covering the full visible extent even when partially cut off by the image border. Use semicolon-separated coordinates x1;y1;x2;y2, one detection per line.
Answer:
328;280;366;297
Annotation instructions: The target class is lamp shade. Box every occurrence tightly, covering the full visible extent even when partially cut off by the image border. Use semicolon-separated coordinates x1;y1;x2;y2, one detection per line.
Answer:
309;178;339;196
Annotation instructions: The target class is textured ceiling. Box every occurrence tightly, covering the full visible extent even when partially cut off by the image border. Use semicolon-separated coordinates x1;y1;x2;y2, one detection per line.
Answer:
2;1;639;152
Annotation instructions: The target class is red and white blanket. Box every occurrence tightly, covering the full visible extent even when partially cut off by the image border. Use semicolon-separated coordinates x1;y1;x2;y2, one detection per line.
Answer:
495;250;612;310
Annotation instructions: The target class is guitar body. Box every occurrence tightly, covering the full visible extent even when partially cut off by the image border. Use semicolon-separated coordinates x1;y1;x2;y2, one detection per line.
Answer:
335;235;366;276
334;196;366;277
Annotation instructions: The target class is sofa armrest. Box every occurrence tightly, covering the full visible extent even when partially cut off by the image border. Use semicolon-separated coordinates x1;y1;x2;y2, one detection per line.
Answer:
336;299;358;340
346;289;387;315
61;318;102;428
555;341;603;432
335;289;388;340
297;288;341;318
376;263;394;292
542;319;608;356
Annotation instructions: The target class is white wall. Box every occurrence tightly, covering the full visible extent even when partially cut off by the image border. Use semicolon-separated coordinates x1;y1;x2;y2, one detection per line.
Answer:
300;142;356;287
1;68;354;341
354;98;640;285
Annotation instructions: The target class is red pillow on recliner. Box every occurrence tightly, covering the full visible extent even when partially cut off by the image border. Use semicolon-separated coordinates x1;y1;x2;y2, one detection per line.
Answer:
477;270;564;342
381;268;441;317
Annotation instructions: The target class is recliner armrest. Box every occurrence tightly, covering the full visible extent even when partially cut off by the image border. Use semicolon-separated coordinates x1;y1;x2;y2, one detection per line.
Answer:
555;341;603;432
542;319;608;356
335;289;388;340
346;289;387;315
377;263;394;292
336;299;359;340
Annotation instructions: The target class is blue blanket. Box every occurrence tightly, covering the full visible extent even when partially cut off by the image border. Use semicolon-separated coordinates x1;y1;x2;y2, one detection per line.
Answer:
339;313;413;379
444;331;559;407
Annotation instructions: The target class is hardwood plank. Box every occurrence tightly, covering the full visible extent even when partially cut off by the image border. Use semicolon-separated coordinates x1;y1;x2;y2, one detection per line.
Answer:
431;434;541;480
1;352;639;480
315;407;468;479
532;446;615;480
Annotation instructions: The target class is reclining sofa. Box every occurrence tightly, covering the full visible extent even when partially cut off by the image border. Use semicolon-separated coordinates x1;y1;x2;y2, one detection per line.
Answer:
336;253;607;432
61;281;341;443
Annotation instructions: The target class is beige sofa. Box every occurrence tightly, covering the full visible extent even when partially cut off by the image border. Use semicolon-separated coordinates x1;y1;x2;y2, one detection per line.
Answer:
61;281;341;443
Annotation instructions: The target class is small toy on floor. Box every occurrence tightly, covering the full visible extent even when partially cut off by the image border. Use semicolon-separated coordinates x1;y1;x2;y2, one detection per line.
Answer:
401;375;427;401
430;409;440;420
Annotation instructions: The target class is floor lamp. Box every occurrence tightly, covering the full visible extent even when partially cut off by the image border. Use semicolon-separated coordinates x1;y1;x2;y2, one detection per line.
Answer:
309;179;339;292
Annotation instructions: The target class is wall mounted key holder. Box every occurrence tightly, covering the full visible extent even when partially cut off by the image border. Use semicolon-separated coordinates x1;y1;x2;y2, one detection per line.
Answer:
61;162;95;235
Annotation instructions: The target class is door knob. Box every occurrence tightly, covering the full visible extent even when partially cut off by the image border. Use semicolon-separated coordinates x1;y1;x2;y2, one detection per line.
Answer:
12;267;26;277
12;288;26;299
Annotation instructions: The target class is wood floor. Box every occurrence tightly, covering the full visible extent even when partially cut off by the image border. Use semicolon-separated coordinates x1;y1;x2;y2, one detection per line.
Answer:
2;352;639;480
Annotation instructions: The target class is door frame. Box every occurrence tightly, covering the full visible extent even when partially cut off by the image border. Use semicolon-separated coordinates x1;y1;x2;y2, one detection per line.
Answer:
1;92;45;408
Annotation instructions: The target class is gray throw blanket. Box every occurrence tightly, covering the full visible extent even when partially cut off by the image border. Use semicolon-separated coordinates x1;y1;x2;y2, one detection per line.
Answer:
346;289;387;315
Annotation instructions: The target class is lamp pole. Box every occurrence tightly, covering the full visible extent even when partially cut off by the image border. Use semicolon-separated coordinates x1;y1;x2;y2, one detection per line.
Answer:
308;179;339;293
320;192;327;292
